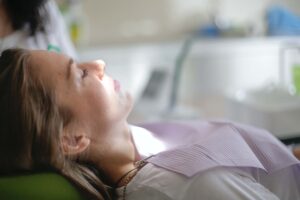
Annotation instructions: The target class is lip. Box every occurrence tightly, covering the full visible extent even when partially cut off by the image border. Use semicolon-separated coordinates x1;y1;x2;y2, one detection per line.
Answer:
114;79;121;92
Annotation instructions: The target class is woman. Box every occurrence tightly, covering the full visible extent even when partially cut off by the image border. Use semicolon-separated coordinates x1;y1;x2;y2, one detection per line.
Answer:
0;48;299;200
0;0;77;58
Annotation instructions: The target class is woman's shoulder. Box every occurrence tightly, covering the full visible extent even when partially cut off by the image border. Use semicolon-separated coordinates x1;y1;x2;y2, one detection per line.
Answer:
125;164;279;200
122;163;184;199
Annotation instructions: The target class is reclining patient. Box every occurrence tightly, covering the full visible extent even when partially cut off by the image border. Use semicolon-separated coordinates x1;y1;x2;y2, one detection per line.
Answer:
0;48;299;200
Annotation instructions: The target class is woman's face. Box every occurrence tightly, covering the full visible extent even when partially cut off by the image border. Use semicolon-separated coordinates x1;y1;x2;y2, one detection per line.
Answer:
29;50;133;136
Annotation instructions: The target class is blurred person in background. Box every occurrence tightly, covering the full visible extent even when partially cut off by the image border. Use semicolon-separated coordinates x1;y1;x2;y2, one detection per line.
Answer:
0;0;76;58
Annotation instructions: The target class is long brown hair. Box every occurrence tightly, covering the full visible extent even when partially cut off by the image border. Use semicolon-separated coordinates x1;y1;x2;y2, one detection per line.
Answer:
0;49;112;199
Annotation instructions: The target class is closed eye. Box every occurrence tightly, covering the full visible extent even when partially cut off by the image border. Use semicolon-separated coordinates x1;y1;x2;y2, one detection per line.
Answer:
82;69;88;78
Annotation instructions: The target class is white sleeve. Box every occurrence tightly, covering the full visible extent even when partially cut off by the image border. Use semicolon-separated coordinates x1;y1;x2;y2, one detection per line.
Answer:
43;0;78;59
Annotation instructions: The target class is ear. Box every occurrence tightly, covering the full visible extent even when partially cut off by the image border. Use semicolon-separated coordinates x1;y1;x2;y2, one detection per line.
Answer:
61;134;90;155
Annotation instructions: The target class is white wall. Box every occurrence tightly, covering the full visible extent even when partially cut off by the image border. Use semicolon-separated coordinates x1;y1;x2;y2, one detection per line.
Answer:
80;0;300;46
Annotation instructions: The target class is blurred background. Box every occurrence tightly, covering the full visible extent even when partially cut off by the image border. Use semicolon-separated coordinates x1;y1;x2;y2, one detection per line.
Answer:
56;0;300;140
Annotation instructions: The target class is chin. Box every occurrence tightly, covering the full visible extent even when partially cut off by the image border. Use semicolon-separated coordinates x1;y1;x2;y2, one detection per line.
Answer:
124;92;134;116
113;91;133;121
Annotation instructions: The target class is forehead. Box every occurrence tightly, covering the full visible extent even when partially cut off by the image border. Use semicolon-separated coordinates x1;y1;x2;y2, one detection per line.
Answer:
30;50;69;70
29;50;70;84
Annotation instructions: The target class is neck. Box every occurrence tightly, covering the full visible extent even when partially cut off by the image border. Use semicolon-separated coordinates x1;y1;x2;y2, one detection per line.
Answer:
0;4;13;37
90;121;139;184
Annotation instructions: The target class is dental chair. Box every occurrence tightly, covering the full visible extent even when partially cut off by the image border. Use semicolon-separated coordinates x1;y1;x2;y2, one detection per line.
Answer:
0;172;85;200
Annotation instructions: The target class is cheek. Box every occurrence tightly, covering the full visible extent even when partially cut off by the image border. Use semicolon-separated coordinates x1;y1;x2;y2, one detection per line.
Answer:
85;87;113;114
82;81;131;122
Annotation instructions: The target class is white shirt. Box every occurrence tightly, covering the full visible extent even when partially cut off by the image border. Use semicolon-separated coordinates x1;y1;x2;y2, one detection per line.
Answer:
0;0;77;59
116;164;282;200
118;122;300;200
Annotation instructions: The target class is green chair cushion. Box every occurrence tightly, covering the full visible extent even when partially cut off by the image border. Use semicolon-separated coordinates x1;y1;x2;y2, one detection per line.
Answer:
0;172;85;200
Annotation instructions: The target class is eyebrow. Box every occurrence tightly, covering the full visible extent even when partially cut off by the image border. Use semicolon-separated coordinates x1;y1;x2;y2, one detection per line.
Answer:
66;58;74;80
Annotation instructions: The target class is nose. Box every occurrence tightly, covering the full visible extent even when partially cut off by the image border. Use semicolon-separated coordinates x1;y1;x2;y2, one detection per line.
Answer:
95;59;105;70
91;59;106;78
